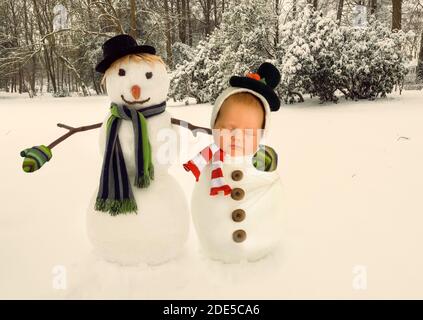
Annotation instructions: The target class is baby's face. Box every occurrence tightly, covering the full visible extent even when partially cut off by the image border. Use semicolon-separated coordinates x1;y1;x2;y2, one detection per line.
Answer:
213;100;264;157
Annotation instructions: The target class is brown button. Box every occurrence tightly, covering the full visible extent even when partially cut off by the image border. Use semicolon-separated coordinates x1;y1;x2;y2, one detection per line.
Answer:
231;170;243;181
233;229;247;243
231;188;245;201
232;209;246;222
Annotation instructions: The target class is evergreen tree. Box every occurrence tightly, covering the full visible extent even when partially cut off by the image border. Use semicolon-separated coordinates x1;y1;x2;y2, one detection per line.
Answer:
337;18;410;100
169;0;274;104
277;5;410;103
278;5;343;103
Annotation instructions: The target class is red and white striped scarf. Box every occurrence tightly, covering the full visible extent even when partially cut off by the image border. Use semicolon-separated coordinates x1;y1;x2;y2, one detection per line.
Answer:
183;143;232;196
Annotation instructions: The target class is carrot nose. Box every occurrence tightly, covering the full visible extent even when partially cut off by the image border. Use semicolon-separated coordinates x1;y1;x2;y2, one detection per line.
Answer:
131;85;141;100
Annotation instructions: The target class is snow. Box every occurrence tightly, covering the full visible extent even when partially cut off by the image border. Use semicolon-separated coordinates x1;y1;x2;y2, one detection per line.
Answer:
1;91;423;299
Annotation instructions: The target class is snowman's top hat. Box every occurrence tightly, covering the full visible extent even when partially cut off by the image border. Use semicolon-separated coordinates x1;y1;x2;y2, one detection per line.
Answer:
210;62;281;141
95;34;156;73
229;62;281;112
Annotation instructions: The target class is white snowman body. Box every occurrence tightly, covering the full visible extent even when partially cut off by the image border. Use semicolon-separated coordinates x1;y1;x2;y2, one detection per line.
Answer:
190;86;284;263
86;55;189;265
191;155;283;263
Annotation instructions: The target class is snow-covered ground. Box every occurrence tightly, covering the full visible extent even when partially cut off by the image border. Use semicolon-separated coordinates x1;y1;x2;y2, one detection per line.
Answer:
1;90;423;299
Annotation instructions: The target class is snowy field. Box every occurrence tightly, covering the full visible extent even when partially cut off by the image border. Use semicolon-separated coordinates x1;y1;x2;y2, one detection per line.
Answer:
1;90;423;299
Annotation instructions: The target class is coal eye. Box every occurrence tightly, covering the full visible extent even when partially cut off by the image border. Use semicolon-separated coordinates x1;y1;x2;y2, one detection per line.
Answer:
145;72;153;79
118;68;126;76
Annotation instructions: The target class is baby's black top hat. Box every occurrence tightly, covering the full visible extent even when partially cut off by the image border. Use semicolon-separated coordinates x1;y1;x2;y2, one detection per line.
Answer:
229;62;281;111
95;34;156;73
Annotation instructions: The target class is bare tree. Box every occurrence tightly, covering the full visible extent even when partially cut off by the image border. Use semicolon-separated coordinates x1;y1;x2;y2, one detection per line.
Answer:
369;0;377;15
164;0;173;67
1;0;420;97
129;0;137;38
292;0;297;20
337;0;344;24
187;0;193;46
307;0;318;10
392;0;402;31
199;0;213;35
274;0;280;48
177;0;187;43
417;31;423;82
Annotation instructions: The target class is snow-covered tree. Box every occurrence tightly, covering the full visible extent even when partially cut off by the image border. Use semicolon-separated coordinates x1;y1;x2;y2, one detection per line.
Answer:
277;5;411;103
169;0;275;104
337;19;411;100
171;42;195;68
278;6;343;103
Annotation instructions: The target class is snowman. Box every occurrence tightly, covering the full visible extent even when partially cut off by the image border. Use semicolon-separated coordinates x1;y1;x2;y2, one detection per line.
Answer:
83;34;195;265
20;35;192;265
182;63;284;263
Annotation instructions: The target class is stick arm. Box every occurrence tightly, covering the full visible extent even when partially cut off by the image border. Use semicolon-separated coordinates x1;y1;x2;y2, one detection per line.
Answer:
170;117;212;137
48;122;103;149
20;121;103;173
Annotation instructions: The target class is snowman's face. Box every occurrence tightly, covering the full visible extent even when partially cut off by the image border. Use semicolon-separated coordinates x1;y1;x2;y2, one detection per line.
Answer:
104;54;169;108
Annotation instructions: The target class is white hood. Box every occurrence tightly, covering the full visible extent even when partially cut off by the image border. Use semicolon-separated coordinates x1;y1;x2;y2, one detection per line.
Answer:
210;86;272;143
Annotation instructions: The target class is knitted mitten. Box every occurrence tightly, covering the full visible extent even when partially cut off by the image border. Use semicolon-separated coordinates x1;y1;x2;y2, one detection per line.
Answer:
20;145;52;173
252;145;278;172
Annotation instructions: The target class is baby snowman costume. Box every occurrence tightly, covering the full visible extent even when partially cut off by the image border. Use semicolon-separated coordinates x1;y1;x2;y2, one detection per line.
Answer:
184;63;284;263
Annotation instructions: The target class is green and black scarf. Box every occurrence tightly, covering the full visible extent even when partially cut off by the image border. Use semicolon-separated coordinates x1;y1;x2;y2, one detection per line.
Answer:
95;102;166;216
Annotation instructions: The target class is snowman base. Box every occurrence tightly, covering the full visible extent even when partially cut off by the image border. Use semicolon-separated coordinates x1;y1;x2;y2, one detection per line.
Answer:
86;173;190;266
199;244;281;264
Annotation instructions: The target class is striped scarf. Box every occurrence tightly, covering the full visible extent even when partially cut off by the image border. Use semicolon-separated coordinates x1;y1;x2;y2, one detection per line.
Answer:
183;144;279;196
183;143;232;196
95;101;166;216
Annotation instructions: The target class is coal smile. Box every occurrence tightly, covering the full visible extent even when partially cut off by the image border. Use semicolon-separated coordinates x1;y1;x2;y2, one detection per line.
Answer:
121;95;151;105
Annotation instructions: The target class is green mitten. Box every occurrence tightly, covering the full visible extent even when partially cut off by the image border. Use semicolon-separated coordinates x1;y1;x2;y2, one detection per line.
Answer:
20;145;52;173
252;145;278;172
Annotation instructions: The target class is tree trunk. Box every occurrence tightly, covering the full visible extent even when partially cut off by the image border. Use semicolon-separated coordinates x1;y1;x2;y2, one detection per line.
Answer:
129;0;137;38
337;0;344;25
308;0;318;10
164;0;173;67
18;69;23;94
178;0;187;43
274;0;280;48
32;0;57;93
187;0;193;46
170;0;176;44
369;0;377;15
53;50;89;96
40;72;43;93
204;0;212;35
213;0;218;27
392;0;402;31
417;32;423;82
183;0;188;42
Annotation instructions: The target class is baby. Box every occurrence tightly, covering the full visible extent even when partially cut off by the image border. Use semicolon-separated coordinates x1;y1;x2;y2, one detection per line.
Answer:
184;63;284;263
213;92;265;158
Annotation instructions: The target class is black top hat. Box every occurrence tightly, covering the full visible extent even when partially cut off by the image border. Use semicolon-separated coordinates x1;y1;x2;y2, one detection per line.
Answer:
229;62;281;111
95;34;156;73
